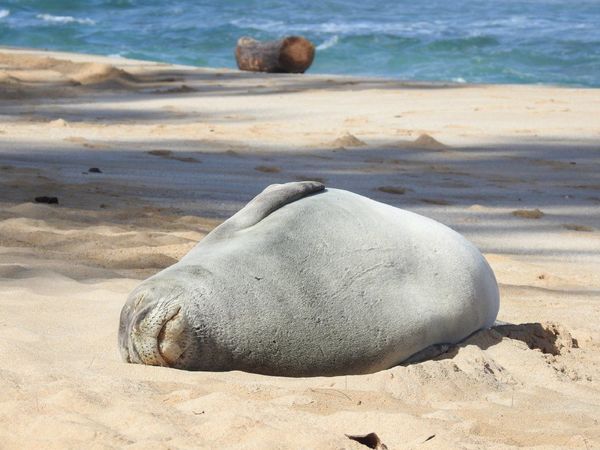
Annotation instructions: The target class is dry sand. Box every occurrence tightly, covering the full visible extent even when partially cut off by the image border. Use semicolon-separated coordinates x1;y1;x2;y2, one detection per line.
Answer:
1;47;599;449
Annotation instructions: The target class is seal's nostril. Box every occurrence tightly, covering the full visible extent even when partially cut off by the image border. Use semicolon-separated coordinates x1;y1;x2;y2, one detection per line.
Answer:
157;308;186;366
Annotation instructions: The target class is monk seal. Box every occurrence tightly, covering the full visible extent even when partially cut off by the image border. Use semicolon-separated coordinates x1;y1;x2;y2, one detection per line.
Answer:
119;181;499;376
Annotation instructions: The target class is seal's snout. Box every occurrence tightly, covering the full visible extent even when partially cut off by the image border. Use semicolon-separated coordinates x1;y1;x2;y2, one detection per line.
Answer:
130;303;188;367
157;307;187;365
119;287;191;368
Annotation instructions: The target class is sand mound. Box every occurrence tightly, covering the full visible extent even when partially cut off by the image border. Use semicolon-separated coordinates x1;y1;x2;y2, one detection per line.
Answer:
68;62;138;86
330;132;367;148
0;52;140;94
413;133;449;150
49;118;68;127
0;71;31;98
0;72;19;84
493;322;578;356
394;133;449;150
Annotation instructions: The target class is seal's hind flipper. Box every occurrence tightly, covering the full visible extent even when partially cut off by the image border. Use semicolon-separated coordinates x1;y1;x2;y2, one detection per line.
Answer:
209;181;324;239
241;181;325;228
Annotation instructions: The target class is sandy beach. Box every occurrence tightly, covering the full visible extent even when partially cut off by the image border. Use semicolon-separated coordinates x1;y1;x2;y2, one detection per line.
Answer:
1;47;599;449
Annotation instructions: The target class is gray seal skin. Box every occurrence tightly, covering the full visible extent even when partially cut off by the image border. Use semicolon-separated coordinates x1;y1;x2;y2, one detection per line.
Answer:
119;181;499;377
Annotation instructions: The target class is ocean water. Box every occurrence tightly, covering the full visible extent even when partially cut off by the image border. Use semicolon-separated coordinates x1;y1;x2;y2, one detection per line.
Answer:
1;0;599;86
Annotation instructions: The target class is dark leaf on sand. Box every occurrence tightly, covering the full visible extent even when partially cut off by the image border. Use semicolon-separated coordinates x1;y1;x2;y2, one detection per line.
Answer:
423;434;436;442
346;432;388;449
34;196;59;204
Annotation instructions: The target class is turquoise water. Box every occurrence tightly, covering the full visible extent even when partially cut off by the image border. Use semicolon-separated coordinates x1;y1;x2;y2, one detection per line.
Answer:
1;0;599;86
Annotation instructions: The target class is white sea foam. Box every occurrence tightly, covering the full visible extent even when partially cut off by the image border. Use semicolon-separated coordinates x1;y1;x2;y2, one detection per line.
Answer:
0;9;9;19
452;77;467;83
230;18;285;32
316;35;339;51
231;18;437;37
37;14;96;25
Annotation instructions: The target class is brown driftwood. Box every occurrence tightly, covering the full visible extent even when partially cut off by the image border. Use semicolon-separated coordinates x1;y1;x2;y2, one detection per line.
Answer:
235;36;315;73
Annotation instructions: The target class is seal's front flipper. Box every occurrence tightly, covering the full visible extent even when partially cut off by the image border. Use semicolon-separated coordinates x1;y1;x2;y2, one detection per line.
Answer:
208;181;324;240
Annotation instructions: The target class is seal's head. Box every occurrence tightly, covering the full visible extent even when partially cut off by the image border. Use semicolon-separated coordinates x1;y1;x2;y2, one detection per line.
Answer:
118;279;197;369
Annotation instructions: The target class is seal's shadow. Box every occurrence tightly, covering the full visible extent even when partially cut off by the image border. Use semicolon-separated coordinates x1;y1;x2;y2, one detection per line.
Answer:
403;322;579;365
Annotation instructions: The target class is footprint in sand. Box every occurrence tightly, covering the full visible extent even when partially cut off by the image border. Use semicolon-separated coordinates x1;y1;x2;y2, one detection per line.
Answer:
377;186;407;195
420;198;451;206
64;136;110;149
562;224;593;232
151;84;196;94
254;165;281;173
146;150;201;163
343;116;369;126
512;209;544;219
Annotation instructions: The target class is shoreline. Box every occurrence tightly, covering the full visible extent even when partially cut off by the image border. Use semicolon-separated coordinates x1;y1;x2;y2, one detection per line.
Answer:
1;47;599;449
2;45;598;90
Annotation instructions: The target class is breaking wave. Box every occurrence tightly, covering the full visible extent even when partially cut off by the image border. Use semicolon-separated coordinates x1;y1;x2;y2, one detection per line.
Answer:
37;14;96;26
316;35;339;51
